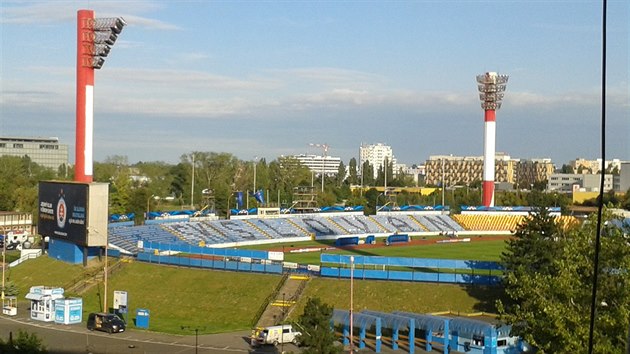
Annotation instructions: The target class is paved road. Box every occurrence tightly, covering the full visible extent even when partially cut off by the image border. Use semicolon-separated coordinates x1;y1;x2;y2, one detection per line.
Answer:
0;314;299;354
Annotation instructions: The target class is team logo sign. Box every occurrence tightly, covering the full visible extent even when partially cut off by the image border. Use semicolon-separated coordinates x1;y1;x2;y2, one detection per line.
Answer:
57;193;67;229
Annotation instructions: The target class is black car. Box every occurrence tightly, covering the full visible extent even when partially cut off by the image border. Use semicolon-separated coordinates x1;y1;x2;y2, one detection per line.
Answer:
87;313;126;333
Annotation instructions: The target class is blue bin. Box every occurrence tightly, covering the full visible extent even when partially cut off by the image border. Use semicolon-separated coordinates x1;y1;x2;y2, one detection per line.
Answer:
136;308;149;329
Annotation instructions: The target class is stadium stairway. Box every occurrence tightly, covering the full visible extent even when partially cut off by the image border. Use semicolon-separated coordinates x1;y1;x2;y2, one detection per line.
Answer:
286;219;313;238
255;273;310;328
367;216;389;233
64;258;128;295
243;220;273;239
326;217;350;235
408;215;430;231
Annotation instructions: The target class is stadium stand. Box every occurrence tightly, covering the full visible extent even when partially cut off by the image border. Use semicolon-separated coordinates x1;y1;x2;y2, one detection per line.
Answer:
371;215;424;233
108;224;181;254
290;216;339;236
328;215;382;234
452;214;524;231
413;215;465;232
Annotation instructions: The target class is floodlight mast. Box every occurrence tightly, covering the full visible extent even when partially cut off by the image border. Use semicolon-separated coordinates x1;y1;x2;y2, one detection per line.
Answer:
75;10;126;183
476;72;508;207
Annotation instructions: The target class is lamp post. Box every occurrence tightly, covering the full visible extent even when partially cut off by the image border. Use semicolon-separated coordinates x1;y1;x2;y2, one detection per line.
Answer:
181;326;200;354
253;156;259;206
190;153;195;209
146;194;155;218
282;291;286;353
349;255;355;353
1;230;5;301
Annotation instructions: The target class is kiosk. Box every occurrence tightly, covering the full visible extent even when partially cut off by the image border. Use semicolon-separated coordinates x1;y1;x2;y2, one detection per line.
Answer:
54;298;83;325
25;286;64;322
2;296;17;316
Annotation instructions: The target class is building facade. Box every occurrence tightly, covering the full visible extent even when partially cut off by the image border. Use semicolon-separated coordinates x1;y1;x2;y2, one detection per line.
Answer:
548;173;614;192
515;159;555;189
359;143;398;178
424;154;516;187
0;136;68;170
293;154;341;176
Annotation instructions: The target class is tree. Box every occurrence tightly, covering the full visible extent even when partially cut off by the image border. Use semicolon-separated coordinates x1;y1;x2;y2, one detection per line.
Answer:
296;297;342;354
498;210;630;353
347;158;359;185
0;330;47;353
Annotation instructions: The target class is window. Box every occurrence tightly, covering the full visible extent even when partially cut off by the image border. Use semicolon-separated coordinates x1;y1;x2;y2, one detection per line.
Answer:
13;143;23;148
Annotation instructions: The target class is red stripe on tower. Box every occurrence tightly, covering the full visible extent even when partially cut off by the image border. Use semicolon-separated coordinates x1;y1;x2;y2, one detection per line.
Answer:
476;72;508;207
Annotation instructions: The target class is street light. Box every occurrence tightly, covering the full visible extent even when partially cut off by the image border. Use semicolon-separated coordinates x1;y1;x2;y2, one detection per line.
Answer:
146;194;155;216
349;255;355;353
181;326;201;354
282;291;286;353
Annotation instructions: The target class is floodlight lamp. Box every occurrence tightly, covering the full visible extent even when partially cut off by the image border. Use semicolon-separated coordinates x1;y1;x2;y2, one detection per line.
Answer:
478;85;498;93
94;31;117;45
94;17;127;34
94;44;111;57
92;57;105;69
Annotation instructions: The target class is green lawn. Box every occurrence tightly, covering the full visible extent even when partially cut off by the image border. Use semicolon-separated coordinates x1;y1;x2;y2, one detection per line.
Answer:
7;238;507;336
80;262;283;334
289;277;505;320
282;238;507;265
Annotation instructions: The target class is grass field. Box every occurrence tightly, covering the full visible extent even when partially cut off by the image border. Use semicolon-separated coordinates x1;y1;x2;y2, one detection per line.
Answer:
7;238;508;335
289;277;505;321
244;237;507;265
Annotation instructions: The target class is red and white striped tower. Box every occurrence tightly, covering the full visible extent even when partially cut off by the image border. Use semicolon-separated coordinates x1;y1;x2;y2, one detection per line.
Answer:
75;10;125;182
476;72;508;207
76;9;96;182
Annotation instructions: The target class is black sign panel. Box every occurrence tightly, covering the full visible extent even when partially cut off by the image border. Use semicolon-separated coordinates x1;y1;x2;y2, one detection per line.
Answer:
39;181;89;246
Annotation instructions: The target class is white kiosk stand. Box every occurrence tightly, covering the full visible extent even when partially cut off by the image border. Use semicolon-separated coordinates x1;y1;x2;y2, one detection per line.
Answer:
2;296;17;316
25;286;64;322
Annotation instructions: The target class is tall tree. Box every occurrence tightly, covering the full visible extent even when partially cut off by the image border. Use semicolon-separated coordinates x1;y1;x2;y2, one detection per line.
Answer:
347;158;358;185
498;210;630;353
296;297;342;354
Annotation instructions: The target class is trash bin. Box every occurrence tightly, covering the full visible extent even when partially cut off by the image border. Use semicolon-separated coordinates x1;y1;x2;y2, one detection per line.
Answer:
136;308;149;329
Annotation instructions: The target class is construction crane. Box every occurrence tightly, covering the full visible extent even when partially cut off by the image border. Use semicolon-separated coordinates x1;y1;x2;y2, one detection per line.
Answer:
308;143;329;192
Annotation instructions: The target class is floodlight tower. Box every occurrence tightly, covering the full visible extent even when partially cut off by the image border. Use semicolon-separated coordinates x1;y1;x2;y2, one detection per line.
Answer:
75;10;126;182
476;72;508;207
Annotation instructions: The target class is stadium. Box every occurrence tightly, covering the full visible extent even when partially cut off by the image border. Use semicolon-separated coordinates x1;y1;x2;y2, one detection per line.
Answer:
50;202;574;354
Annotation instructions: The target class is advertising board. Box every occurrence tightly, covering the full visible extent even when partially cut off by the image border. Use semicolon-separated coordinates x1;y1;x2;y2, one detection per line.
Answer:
38;181;108;247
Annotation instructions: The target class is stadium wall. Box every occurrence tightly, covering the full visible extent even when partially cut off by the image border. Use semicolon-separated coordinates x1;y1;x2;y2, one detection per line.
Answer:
320;254;502;286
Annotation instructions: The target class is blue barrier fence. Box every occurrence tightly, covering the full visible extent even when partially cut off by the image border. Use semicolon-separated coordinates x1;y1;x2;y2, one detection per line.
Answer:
320;254;502;285
134;241;282;274
137;252;283;274
141;240;269;260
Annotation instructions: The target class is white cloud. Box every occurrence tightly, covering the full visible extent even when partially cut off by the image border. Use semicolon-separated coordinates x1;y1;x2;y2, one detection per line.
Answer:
0;1;179;30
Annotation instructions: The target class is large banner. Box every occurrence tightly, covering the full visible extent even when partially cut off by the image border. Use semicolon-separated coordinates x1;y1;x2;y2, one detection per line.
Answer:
39;182;89;245
39;181;108;247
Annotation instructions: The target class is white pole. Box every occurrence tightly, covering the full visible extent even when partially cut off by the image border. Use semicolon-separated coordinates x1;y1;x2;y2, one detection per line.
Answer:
441;158;445;207
190;154;195;209
349;255;354;353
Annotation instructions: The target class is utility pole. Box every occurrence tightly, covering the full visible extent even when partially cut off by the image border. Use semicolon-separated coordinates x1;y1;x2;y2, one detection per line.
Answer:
309;143;329;193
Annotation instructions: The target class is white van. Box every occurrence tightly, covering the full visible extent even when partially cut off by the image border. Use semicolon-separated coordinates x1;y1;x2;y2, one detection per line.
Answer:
255;324;301;346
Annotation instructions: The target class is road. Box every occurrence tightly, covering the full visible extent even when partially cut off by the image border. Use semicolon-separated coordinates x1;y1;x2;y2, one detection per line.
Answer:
0;314;297;354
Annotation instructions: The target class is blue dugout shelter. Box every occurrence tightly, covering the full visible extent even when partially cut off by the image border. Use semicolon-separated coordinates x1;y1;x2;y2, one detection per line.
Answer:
393;311;450;354
332;309;382;352
361;310;416;353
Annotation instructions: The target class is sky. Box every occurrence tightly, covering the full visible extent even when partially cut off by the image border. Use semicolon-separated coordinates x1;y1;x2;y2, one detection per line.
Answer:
1;1;628;167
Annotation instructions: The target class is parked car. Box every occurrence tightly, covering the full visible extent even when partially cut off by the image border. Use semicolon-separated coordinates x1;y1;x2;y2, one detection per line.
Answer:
253;324;301;346
87;313;126;333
